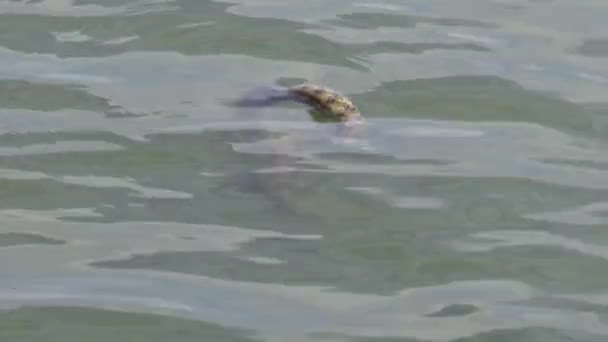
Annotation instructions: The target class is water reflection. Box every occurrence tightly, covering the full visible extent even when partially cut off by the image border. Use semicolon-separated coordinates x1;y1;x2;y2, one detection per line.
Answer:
0;269;606;341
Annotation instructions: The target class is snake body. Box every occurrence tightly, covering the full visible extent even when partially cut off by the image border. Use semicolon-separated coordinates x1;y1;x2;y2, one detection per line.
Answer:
232;83;364;123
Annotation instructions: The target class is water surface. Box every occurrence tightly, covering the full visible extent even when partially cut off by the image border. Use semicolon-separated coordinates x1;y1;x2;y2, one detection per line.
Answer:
1;0;608;341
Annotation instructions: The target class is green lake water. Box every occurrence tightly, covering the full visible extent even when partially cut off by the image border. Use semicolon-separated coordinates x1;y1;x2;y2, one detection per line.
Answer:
1;0;608;341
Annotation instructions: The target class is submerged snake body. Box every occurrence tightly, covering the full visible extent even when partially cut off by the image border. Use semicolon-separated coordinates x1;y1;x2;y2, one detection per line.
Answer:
229;83;368;217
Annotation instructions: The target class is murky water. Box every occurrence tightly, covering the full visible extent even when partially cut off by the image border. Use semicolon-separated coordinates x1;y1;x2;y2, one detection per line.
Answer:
1;0;608;341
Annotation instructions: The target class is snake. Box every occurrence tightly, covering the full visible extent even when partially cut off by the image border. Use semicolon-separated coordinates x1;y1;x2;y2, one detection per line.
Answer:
225;83;372;219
